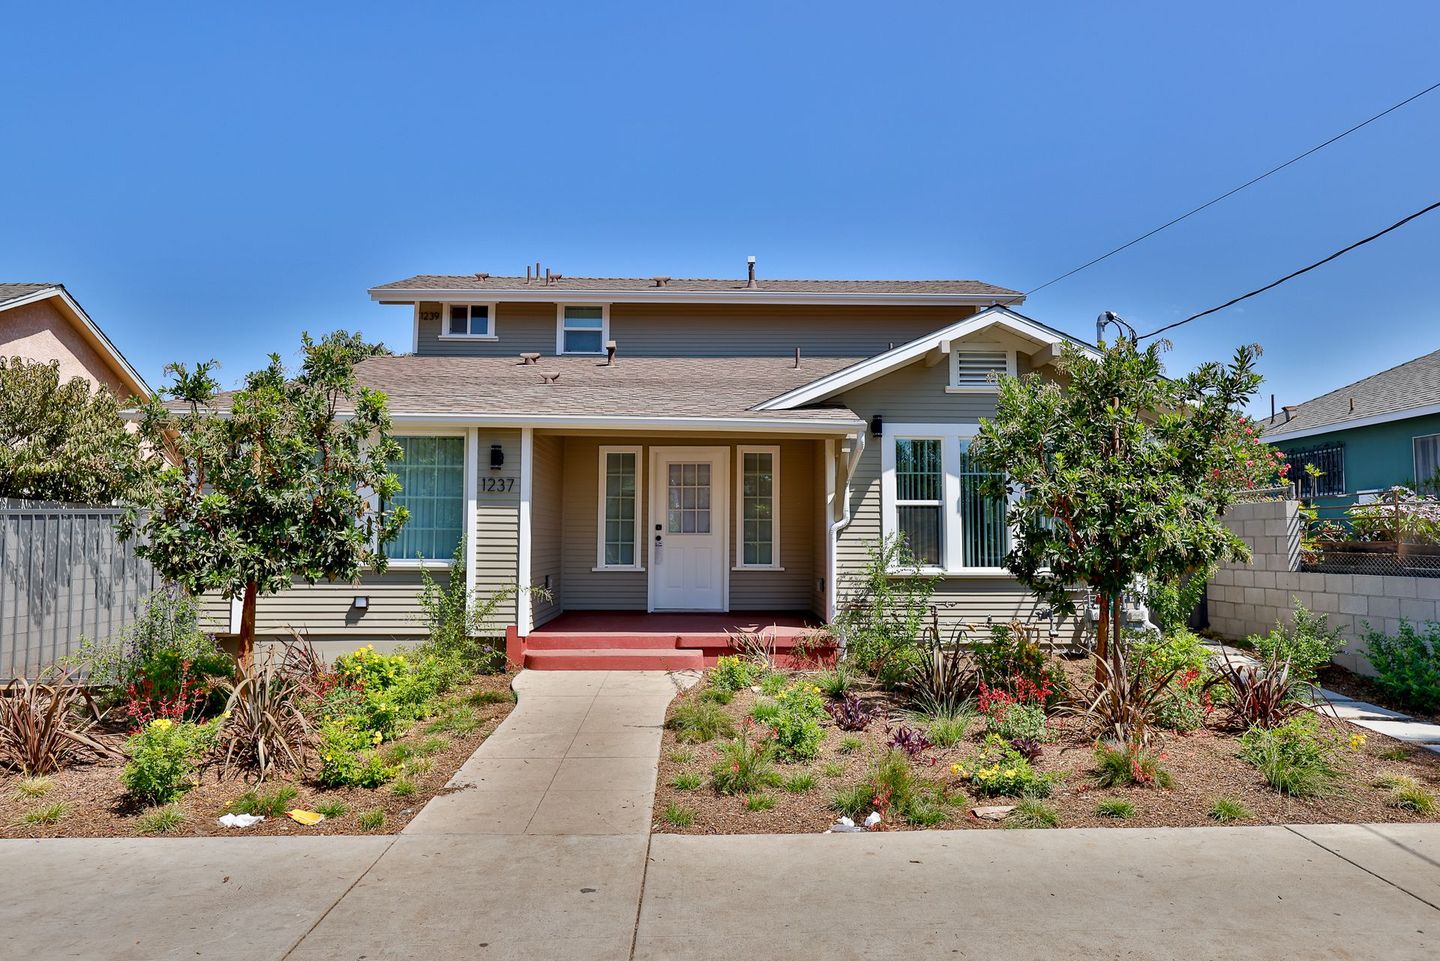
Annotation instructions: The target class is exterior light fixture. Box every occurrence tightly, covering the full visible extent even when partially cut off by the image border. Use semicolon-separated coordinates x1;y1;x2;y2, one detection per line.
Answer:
353;596;369;610
870;415;883;437
490;444;504;471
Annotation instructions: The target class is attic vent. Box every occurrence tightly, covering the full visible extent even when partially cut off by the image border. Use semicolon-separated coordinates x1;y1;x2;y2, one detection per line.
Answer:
951;349;1011;391
519;352;541;365
539;371;561;384
474;272;490;280
652;276;671;287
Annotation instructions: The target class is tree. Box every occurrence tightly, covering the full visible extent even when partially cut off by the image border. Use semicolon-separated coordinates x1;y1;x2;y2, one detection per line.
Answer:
0;356;144;503
971;338;1278;675
121;331;407;664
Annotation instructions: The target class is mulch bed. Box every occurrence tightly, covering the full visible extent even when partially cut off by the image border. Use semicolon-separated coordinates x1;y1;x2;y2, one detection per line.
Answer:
0;672;516;838
1317;663;1440;726
653;660;1440;834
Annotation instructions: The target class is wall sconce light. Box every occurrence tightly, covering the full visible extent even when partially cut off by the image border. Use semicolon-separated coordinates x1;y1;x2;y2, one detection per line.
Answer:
870;414;883;437
490;444;504;471
353;596;369;610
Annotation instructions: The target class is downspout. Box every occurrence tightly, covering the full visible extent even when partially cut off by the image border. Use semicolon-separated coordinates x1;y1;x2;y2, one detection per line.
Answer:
827;430;867;651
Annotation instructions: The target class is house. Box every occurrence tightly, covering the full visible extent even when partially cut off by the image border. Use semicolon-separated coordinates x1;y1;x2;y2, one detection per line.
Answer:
0;283;151;400
212;264;1100;668
1264;347;1440;503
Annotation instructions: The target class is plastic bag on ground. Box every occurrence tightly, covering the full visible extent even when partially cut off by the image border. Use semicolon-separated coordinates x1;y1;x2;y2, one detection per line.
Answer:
217;813;264;828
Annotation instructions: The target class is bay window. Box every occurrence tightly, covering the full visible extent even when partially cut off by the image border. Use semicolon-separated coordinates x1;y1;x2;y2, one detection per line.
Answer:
881;425;1010;572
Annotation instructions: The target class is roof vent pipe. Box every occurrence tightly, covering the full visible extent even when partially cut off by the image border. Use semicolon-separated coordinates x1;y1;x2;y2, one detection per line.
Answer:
606;340;618;366
545;268;552;286
526;265;532;285
746;255;758;289
1282;405;1296;422
794;346;801;369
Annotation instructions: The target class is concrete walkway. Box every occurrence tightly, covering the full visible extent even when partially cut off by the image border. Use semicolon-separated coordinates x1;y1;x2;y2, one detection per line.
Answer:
3;669;1440;960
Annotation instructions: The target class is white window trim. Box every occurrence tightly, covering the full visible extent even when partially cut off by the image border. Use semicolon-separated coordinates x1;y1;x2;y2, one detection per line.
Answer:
946;342;1016;393
556;303;610;355
1413;432;1440;483
595;444;644;571
384;426;471;569
437;302;499;340
734;444;782;570
880;422;1010;576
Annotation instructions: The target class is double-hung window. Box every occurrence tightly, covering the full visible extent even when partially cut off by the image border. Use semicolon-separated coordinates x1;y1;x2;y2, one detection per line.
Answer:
558;305;607;354
387;435;467;562
597;446;642;569
1415;434;1440;492
444;304;494;338
881;425;1010;572
737;446;780;568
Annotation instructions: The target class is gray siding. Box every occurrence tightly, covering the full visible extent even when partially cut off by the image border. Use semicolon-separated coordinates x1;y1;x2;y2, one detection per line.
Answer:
473;428;520;631
559;436;648;610
833;359;1083;642
416;301;976;359
530;432;564;627
729;441;816;612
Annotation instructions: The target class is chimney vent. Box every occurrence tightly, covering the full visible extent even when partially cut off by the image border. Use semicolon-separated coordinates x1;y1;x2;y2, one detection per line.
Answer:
746;255;758;289
606;340;618;366
651;276;671;287
518;352;541;365
474;272;490;280
1282;404;1296;422
539;371;560;384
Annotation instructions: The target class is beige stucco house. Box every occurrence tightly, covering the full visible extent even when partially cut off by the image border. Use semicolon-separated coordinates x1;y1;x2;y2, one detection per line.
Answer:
213;267;1098;667
0;283;150;400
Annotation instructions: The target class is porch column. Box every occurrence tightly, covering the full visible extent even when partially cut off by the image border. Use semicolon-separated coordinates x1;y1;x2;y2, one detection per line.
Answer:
517;426;534;636
464;426;479;623
824;437;836;621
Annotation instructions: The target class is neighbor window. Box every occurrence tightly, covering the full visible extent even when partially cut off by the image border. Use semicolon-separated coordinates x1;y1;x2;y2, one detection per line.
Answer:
893;438;944;567
559;305;606;354
1415;434;1440;492
445;304;493;337
882;426;1010;572
949;346;1015;392
738;446;779;567
1285;443;1345;497
387;435;466;562
597;446;641;568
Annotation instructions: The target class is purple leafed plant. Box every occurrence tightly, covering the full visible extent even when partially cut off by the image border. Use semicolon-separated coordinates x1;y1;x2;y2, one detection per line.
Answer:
825;693;881;732
886;724;933;757
1009;737;1044;763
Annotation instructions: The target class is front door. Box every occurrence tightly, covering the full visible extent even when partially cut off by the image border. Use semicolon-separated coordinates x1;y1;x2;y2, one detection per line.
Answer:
649;447;728;611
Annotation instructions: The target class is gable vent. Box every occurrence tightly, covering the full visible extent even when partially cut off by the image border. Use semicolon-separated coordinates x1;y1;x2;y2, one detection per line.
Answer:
952;349;1010;389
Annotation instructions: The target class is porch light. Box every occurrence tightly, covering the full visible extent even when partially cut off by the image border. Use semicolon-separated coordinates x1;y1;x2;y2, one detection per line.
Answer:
870;415;883;437
490;444;505;471
353;596;369;610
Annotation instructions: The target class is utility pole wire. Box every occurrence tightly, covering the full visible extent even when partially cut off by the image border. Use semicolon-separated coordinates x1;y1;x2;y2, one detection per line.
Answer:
1138;199;1440;340
1024;80;1440;297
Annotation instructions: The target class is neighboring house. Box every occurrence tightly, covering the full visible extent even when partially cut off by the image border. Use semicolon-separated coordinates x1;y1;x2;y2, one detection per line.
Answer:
1264;347;1440;503
0;283;151;400
212;266;1100;666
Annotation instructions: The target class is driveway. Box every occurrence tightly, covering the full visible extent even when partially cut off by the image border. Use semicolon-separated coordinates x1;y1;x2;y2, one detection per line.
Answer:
3;670;1438;960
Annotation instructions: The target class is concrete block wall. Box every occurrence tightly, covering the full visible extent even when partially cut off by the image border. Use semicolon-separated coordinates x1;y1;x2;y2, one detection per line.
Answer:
1206;498;1440;676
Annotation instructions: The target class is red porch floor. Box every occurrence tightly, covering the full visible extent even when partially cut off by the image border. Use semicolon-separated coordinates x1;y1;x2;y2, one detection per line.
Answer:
519;611;829;671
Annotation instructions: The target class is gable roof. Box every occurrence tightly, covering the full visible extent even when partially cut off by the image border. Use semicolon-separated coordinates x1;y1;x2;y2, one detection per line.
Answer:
754;305;1097;411
370;274;1022;306
0;283;152;398
1263;347;1440;443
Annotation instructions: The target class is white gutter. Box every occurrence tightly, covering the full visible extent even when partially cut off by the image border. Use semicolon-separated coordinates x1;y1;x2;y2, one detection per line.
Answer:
1264;401;1440;443
386;412;864;435
827;430;867;639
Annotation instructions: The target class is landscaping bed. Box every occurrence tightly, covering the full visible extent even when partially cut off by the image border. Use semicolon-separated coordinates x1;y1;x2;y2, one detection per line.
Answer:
652;655;1440;835
1;671;515;838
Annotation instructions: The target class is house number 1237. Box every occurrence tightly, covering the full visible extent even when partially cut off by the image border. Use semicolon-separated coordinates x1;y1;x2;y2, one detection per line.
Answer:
480;477;515;493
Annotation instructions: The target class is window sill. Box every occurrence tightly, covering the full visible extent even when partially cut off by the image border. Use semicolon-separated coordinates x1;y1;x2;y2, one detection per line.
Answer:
382;559;452;570
437;334;498;341
592;565;646;573
733;565;784;572
944;386;1000;394
886;566;1013;579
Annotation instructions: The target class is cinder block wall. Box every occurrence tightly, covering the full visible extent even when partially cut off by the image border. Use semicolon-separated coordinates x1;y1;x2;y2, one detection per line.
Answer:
1206;498;1440;675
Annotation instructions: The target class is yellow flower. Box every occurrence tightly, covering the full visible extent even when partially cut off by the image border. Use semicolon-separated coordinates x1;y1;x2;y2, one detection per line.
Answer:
150;718;173;731
949;763;962;775
371;732;383;745
1349;732;1367;750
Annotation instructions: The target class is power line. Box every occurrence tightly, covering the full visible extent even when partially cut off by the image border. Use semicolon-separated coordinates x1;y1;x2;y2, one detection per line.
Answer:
1023;80;1440;297
1137;199;1440;340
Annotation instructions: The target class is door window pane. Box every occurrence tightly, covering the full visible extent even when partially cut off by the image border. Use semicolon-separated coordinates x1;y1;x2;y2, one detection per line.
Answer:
388;436;466;561
667;461;711;534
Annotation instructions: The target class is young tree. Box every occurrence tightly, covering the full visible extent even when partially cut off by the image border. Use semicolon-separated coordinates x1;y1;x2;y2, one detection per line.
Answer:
121;331;407;664
0;356;144;503
971;338;1278;675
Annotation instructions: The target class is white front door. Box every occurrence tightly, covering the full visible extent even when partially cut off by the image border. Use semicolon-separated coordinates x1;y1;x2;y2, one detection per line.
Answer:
649;447;728;611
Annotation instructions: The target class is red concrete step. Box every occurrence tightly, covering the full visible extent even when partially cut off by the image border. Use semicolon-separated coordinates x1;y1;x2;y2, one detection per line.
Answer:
525;633;686;651
522;648;705;671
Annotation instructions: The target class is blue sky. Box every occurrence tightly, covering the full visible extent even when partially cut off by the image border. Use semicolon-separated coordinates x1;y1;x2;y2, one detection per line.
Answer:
4;2;1438;414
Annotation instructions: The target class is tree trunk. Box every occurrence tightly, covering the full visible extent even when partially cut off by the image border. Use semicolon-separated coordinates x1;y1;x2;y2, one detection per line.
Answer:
238;580;258;670
1094;591;1110;683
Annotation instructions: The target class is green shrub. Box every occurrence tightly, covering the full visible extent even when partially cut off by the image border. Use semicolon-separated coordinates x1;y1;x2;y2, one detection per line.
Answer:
831;782;872;819
14;776;53;798
984;702;1049;743
816;666;854;700
822;761;847;778
228;785;298;817
314;801;348;819
711;655;761;693
750;699;781;725
1362;620;1440;713
857;749;957;825
1006;796;1060;829
122;717;221;804
759;672;789;696
667;748;695;764
412;542;518;677
699;686;734;706
783;772;817;794
954;736;1060;798
1092;742;1174;789
972;622;1064;697
391;777;416;797
1153;675;1211;733
357;809;385;831
1239;715;1342;797
669;771;703;791
1095;798;1135;819
711;727;781;795
135;805;185;834
662;802;695;827
745;793;776;812
925;706;975;748
769;683;827;761
830;534;938;687
1133;628;1211;682
838;736;863;755
666;701;735;744
1208;797;1251;822
1251;602;1345;683
1376;774;1437;814
20;802;67;826
317;717;399;788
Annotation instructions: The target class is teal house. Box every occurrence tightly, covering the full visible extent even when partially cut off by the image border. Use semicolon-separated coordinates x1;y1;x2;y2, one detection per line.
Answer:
1264;347;1440;503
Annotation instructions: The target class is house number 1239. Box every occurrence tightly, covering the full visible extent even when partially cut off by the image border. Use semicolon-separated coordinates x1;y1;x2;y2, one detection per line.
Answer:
480;477;515;493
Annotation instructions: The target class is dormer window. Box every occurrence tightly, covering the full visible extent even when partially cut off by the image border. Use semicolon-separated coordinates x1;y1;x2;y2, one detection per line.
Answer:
558;305;608;354
443;304;495;338
948;344;1016;392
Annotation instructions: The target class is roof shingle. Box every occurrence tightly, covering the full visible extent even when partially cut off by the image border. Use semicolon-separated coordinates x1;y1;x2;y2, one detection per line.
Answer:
372;274;1020;298
1265;347;1440;437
